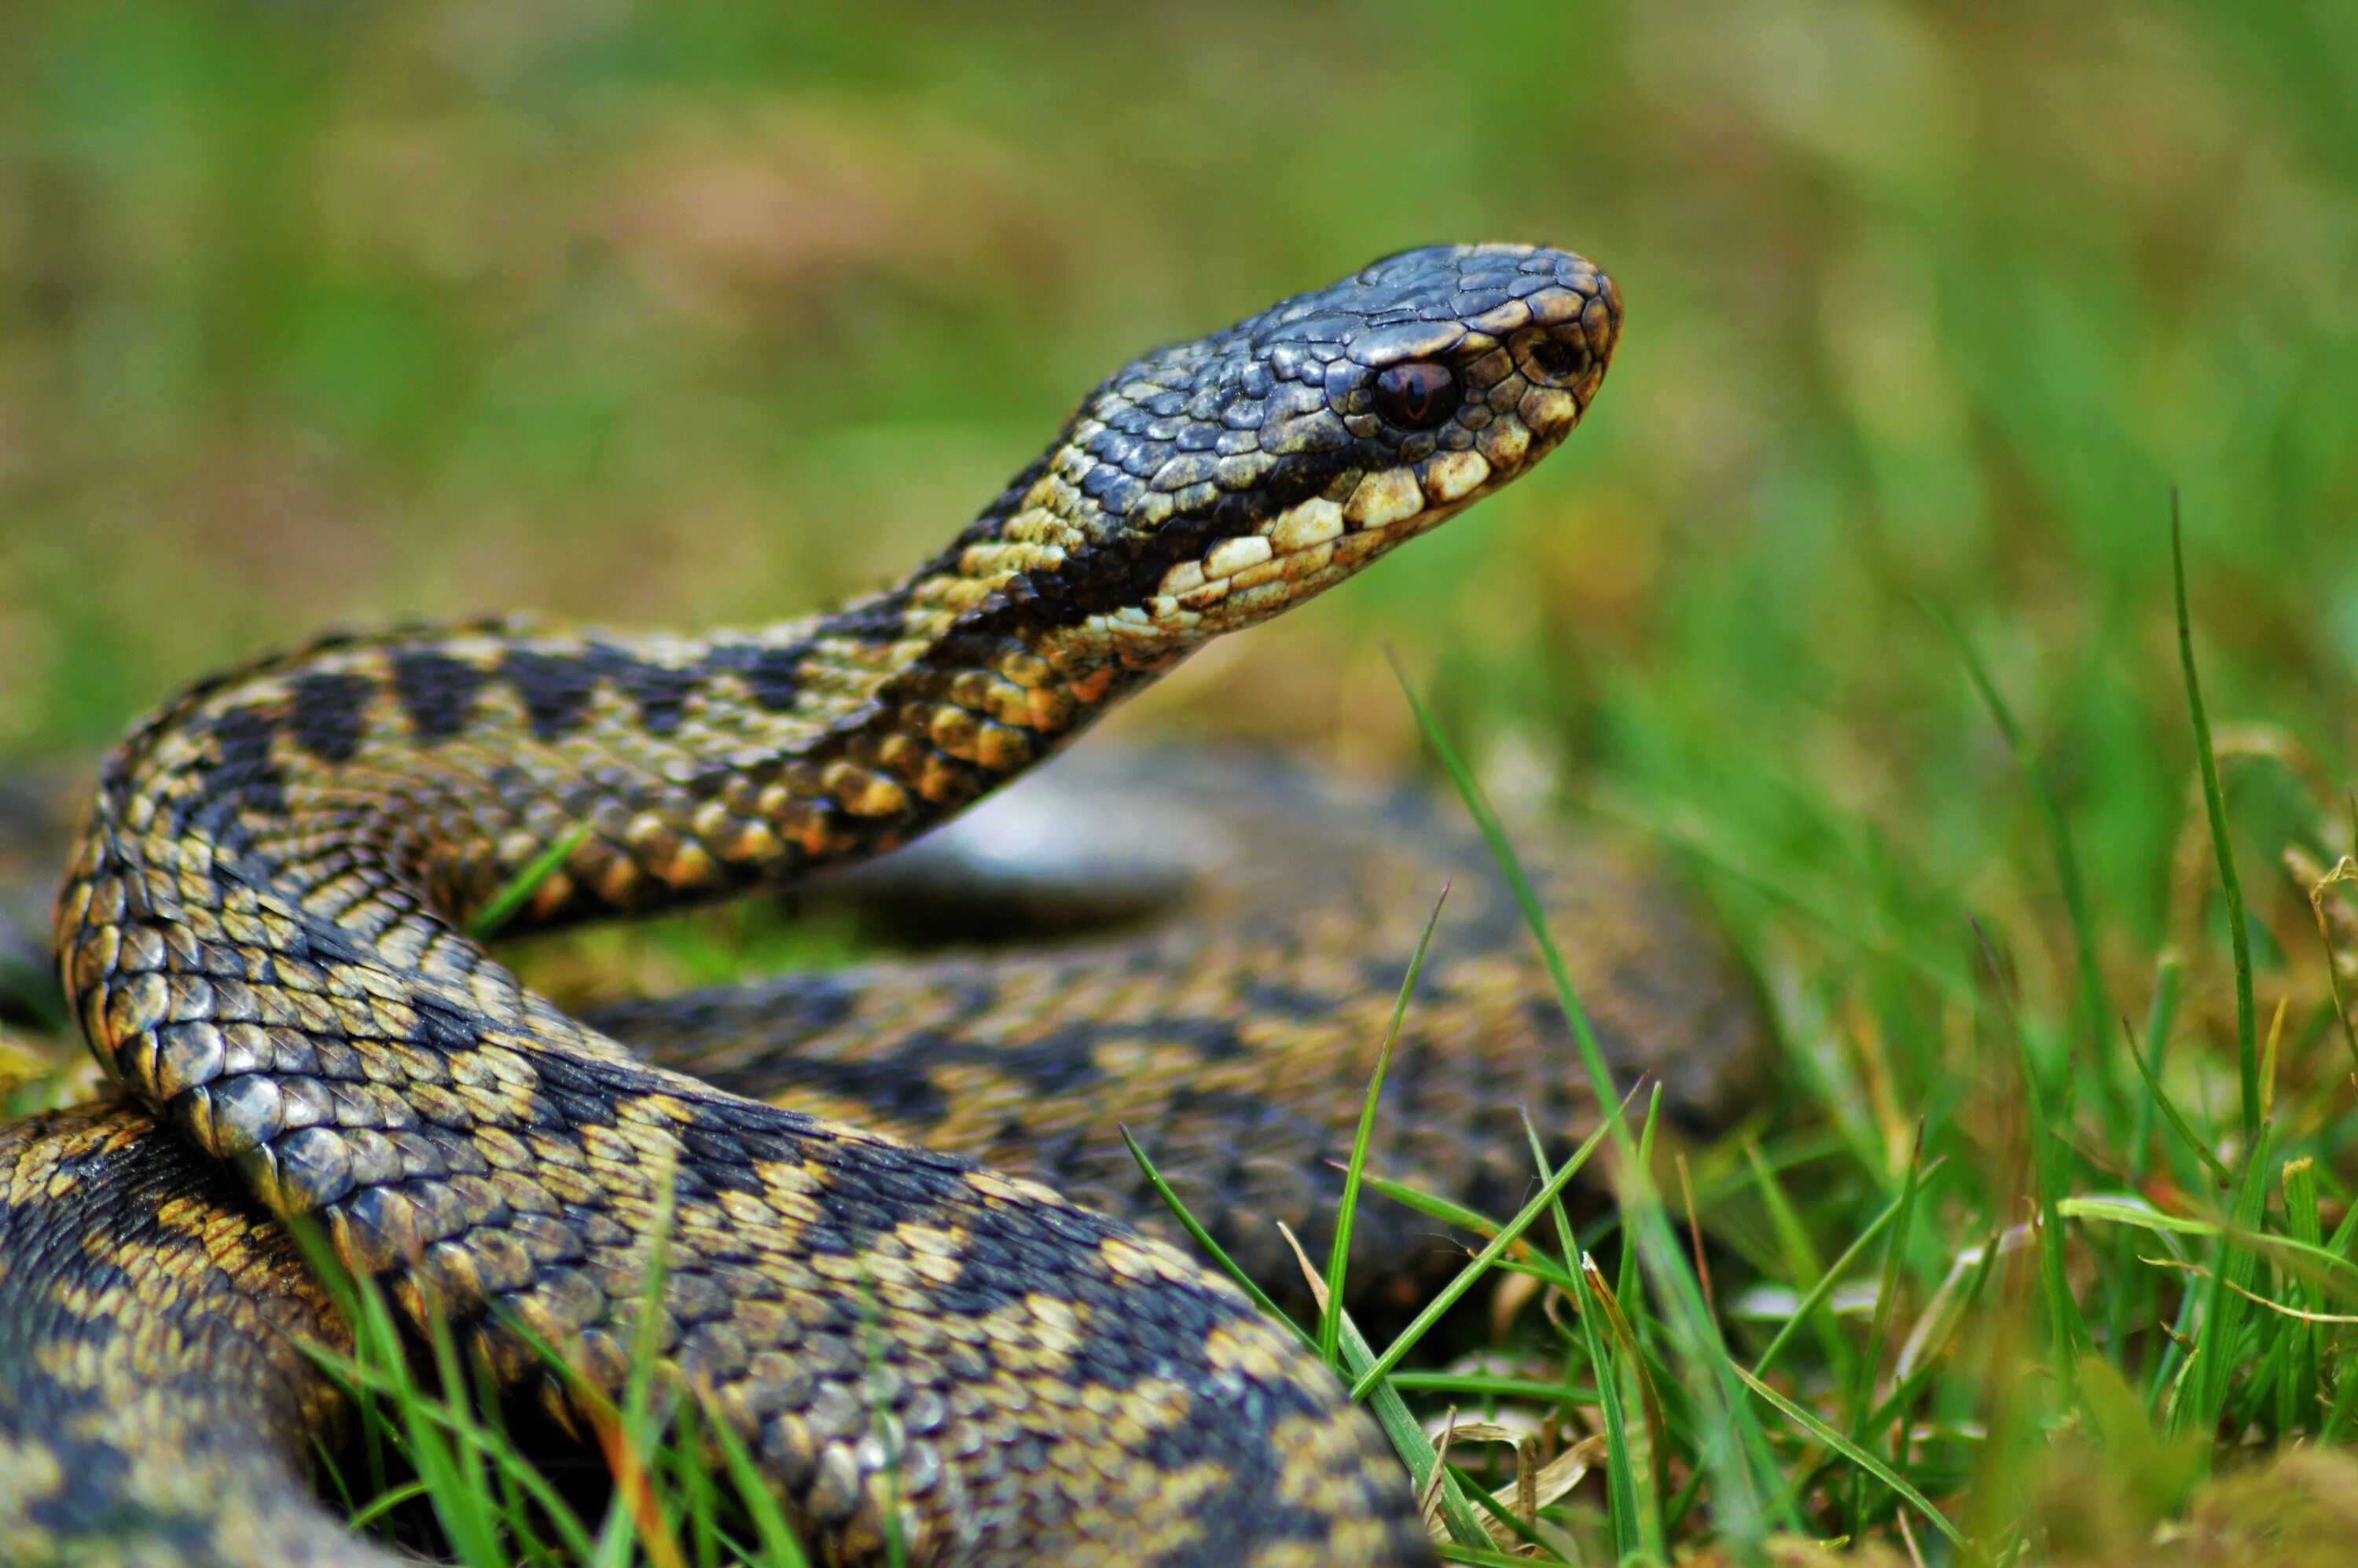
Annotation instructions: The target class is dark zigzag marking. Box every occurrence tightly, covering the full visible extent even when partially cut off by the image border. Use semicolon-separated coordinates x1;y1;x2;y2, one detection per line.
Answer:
805;582;917;644
582;643;701;735
201;705;289;817
498;648;601;740
285;673;375;765
391;648;488;742
696;638;814;713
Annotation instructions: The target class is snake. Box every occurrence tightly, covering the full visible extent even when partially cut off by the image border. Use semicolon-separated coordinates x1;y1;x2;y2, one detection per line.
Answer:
0;243;1764;1566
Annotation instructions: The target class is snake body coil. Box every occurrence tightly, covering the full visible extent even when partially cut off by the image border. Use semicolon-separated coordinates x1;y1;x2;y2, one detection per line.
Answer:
0;244;1746;1566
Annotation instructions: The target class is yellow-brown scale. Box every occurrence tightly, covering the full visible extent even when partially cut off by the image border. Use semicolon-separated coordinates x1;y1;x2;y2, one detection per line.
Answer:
0;244;1687;1566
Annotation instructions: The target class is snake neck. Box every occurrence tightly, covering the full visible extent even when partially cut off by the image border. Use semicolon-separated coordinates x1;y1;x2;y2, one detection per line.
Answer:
71;494;1165;953
64;243;1622;957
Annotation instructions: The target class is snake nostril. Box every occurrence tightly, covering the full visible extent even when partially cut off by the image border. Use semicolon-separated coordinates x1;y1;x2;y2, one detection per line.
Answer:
1522;335;1585;384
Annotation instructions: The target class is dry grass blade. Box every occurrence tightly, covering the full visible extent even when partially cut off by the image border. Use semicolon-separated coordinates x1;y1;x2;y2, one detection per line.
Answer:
1273;1221;1493;1551
1581;1252;1672;1507
2301;851;2358;1073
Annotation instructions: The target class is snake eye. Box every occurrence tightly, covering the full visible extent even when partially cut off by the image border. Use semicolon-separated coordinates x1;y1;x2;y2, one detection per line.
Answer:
1372;362;1461;428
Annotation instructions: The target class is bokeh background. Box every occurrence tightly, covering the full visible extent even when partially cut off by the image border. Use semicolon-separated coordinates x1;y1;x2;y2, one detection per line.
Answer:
2;2;2355;1126
8;3;2358;1553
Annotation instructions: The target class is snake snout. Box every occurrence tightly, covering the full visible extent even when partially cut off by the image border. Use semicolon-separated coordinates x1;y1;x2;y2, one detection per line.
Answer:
1510;264;1621;417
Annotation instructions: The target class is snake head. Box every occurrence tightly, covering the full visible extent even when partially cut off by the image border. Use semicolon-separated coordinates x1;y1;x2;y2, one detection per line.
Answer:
968;243;1620;662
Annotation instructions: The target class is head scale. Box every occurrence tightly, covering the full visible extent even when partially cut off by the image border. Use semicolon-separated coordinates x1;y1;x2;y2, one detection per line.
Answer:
957;244;1620;662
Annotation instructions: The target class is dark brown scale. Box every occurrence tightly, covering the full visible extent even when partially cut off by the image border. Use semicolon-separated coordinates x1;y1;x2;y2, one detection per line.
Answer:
0;244;1685;1566
498;647;609;740
387;647;490;740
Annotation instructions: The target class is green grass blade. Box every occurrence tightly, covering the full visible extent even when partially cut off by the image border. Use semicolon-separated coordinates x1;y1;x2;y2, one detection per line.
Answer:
1929;602;2116;1125
2282;1157;2323;1436
1616;1085;1666;1332
1351;1174;1535;1244
1743;1139;1849;1386
1120;1124;1317;1352
1285;1225;1490;1550
2176;1124;2275;1445
1383;1372;1600;1403
1732;1364;1964;1548
1528;1126;1647;1557
1324;881;1450;1364
1348;1114;1613;1399
2113;957;2191;1372
1746;1159;1942;1379
1394;655;1786;1548
711;1418;814;1567
1438;1459;1563;1557
1437;1544;1566;1567
2171;492;2258;1143
1971;916;2089;1390
467;823;593;938
1843;1122;1926;1527
604;1150;688;1568
2119;1014;2231;1186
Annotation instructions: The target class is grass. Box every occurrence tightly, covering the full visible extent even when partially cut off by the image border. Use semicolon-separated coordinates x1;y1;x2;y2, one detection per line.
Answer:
4;0;2358;1562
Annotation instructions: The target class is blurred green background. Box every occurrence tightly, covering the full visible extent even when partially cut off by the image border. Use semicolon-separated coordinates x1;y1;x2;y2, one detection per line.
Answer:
0;0;2353;1047
9;2;2358;1551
